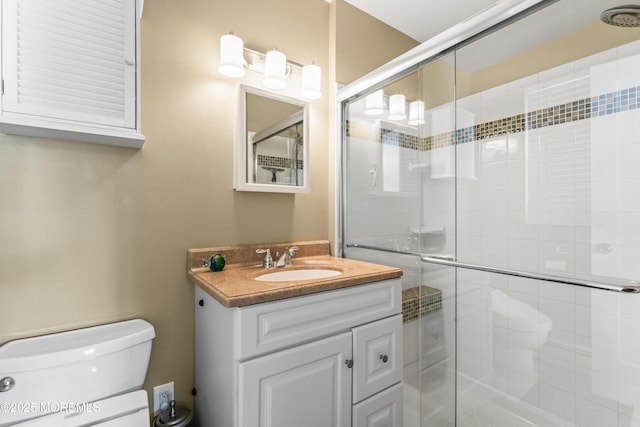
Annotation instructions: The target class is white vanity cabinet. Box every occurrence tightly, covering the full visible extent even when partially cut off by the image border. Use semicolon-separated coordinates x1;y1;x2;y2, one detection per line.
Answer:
239;332;353;427
194;278;403;427
0;0;144;148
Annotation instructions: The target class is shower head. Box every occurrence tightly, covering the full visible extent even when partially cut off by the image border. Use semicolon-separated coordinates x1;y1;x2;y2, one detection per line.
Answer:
601;5;640;27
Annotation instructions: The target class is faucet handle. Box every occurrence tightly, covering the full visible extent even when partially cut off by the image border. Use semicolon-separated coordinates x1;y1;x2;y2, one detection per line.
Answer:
256;249;273;268
284;246;299;265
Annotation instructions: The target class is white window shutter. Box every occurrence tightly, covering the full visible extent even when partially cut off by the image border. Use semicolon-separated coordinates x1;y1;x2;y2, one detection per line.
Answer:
2;0;136;129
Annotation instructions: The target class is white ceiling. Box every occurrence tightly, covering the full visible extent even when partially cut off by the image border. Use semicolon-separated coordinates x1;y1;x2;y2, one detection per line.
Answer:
344;0;499;43
344;0;630;71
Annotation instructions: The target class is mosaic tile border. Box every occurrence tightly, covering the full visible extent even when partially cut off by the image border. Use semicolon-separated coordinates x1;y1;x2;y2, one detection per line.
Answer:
257;154;304;170
380;129;422;150
347;85;640;150
401;285;442;324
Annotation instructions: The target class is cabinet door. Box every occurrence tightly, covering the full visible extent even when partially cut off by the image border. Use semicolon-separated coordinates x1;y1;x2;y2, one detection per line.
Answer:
0;0;144;148
352;314;403;403
352;382;404;427
1;0;137;128
239;332;352;427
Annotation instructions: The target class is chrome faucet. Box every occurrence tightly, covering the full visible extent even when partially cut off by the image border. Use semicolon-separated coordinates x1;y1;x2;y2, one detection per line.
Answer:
257;246;299;268
275;251;287;267
275;246;299;267
256;249;273;268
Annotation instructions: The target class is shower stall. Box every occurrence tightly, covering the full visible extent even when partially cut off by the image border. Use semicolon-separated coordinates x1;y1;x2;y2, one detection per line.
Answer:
338;0;640;425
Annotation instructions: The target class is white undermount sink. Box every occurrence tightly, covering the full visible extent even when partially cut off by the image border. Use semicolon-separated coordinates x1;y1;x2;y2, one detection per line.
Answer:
254;268;343;282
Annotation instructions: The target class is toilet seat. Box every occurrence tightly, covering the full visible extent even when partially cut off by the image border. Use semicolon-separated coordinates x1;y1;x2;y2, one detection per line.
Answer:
491;289;552;332
11;390;149;426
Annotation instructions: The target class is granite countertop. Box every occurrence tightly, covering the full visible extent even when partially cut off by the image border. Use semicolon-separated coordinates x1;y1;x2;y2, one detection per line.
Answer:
187;240;403;307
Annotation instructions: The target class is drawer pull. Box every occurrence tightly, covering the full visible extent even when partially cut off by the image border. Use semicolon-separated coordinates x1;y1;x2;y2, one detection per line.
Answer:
345;359;353;368
379;354;389;363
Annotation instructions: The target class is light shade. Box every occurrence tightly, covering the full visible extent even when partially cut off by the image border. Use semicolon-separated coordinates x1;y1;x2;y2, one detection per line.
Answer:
364;90;384;115
263;49;287;89
300;63;321;99
408;100;425;125
218;34;245;77
388;94;406;120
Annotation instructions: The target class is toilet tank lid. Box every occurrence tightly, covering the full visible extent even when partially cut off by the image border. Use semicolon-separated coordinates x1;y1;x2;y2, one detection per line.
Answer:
0;319;155;373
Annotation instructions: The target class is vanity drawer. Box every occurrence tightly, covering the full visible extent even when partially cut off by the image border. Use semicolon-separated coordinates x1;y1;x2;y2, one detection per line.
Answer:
352;382;404;427
352;314;403;403
235;278;401;360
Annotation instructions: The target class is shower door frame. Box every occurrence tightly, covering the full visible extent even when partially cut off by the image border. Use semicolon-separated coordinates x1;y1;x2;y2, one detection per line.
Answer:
336;1;640;425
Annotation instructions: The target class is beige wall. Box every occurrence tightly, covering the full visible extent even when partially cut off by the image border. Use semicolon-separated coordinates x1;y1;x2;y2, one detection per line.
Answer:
465;22;640;96
336;0;419;84
0;0;414;414
0;0;330;411
371;56;458;116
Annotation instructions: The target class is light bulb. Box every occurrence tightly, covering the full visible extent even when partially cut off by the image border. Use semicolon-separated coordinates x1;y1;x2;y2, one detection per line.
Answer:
263;49;287;90
300;63;321;99
388;94;406;120
218;33;245;78
408;100;425;125
365;90;384;115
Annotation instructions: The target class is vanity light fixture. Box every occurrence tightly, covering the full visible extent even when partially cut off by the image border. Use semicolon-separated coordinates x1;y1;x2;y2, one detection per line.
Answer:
388;94;406;120
300;62;321;99
263;48;287;90
217;33;321;100
218;33;245;78
364;90;384;115
408;100;425;125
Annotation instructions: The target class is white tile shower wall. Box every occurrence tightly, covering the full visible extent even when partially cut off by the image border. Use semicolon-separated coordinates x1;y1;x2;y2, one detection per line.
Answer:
456;42;640;426
456;269;640;426
419;264;457;426
588;48;640;283
452;40;640;286
346;134;421;247
421;157;456;255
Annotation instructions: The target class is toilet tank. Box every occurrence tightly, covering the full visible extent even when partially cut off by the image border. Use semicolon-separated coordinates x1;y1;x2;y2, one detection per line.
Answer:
0;319;155;426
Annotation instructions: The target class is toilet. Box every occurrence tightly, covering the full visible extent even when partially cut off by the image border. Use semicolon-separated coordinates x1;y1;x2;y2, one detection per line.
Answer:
0;319;155;426
491;289;552;397
491;289;552;349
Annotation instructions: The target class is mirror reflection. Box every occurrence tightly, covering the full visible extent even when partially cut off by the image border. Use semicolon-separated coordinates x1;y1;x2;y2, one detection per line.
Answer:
248;94;304;186
236;85;309;193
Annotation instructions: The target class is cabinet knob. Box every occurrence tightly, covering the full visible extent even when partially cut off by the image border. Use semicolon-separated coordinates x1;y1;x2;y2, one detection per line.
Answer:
0;377;15;392
198;299;204;307
344;359;353;368
379;354;389;363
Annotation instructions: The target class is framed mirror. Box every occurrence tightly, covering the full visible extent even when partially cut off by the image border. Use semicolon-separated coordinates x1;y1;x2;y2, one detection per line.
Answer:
234;85;309;193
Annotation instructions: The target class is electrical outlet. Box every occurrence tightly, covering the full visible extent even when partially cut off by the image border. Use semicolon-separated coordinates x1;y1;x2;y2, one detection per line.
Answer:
153;382;174;416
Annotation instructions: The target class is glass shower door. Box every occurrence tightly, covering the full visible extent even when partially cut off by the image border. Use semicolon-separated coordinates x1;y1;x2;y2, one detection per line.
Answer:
453;1;640;425
342;53;458;427
342;1;640;426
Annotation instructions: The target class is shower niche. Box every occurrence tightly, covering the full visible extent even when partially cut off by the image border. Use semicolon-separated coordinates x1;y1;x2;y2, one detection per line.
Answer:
234;84;309;193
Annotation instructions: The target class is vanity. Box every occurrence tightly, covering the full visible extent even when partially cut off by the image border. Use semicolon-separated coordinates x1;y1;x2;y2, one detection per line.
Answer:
188;240;404;427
